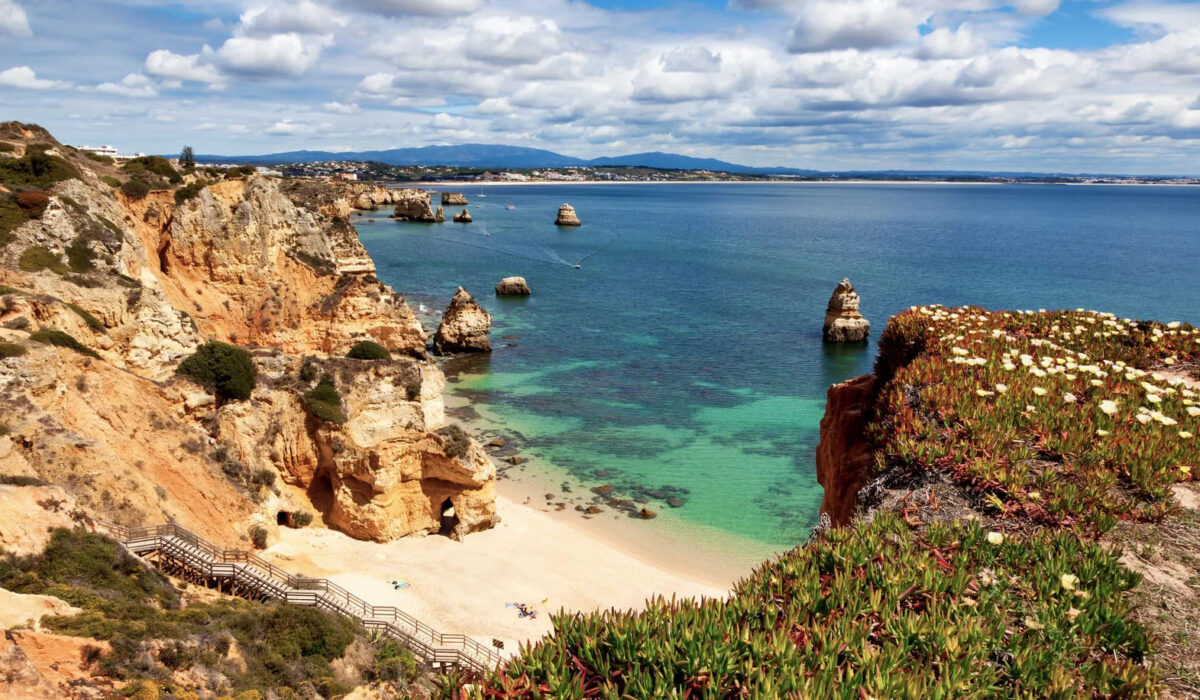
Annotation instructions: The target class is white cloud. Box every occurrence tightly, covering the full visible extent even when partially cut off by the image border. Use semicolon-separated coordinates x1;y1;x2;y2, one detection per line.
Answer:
917;24;988;60
336;0;484;17
1012;0;1059;17
661;46;722;73
145;49;224;84
0;65;67;90
788;0;930;53
0;0;31;38
323;100;360;114
1100;2;1200;34
216;32;332;77
95;72;159;98
461;16;564;66
240;1;346;35
265;118;312;134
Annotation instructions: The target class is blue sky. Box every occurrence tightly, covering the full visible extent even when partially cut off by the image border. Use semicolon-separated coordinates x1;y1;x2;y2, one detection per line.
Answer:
2;0;1200;173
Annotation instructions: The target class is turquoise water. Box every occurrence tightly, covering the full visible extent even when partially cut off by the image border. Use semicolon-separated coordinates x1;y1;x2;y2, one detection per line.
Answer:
355;183;1200;550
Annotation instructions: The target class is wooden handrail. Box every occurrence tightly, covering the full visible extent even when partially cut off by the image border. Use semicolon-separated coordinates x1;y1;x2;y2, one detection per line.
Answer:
85;517;504;673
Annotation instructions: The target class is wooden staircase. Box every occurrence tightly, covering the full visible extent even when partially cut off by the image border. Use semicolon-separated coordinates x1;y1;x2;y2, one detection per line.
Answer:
88;518;504;675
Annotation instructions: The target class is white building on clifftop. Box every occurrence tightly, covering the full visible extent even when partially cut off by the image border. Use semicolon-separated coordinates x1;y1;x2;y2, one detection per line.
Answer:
76;144;146;162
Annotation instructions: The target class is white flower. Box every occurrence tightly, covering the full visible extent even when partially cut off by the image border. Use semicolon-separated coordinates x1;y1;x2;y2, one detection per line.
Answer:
1060;573;1078;591
986;532;1004;545
1063;393;1077;403
1136;414;1152;424
1180;431;1194;439
1032;387;1047;396
952;347;969;356
1146;394;1162;404
995;384;1008;394
1099;400;1118;415
1187;407;1200;417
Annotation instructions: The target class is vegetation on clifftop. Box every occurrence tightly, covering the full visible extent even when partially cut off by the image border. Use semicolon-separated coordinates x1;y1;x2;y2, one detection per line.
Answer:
177;341;257;402
473;308;1198;698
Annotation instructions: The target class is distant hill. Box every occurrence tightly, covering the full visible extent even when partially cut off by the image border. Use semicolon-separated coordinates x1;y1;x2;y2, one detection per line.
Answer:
195;144;819;175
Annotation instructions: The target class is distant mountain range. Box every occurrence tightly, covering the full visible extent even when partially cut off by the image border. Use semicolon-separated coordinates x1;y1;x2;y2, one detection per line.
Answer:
195;144;821;175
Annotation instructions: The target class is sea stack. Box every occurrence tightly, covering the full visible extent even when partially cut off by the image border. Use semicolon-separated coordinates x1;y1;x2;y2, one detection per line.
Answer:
441;192;468;206
822;278;870;342
434;287;493;354
453;208;472;223
555;203;581;226
435;205;446;222
391;189;438;222
495;276;531;296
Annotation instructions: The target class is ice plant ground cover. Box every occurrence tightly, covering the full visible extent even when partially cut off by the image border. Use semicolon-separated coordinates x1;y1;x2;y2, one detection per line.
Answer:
462;309;1198;699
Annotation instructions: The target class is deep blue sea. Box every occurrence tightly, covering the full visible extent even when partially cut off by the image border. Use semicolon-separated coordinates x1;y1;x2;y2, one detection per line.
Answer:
355;183;1200;554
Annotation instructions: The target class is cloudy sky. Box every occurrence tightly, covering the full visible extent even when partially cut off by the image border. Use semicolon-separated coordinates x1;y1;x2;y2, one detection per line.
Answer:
2;0;1199;172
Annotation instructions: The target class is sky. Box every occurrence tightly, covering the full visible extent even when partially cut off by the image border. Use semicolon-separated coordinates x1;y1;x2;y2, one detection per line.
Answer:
2;0;1200;173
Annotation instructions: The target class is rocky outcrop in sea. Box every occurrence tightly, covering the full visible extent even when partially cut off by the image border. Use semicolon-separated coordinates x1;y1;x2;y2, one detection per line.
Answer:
453;208;472;223
433;287;492;354
556;203;581;226
495;276;531;296
822;278;870;342
441;192;468;206
391;189;439;222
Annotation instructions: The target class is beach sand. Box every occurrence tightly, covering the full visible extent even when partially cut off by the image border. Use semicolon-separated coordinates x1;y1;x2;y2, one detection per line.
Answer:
266;490;733;654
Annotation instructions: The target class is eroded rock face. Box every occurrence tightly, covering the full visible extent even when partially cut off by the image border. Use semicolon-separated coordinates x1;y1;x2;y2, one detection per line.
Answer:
555;203;581;226
433;287;492;354
495;276;531;296
440;192;468;206
816;374;876;526
452;208;472;223
823;278;870;343
391;189;438;222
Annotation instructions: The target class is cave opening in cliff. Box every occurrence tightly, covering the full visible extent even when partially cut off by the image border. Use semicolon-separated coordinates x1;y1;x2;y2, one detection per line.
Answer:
307;470;335;516
439;498;458;537
276;511;294;527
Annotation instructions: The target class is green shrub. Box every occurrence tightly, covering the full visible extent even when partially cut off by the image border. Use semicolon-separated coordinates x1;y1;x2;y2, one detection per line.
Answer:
249;526;268;549
250;469;276;488
173;182;204;205
18;245;69;274
101;175;121;188
66;303;105;332
29;329;100;358
0;141;14;153
177;341;257;402
0;342;26;358
66;240;96;272
0;285;21;295
299;358;319;384
373;641;417;683
122;156;181;185
82;151;114;165
436;424;472;459
346;340;389;360
1;195;29;243
0;474;47;485
0;150;78;189
120;179;150;200
303;379;347;424
0;424;9;437
292;511;314;527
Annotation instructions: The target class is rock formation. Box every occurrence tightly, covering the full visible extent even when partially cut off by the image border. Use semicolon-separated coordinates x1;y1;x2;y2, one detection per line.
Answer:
441;192;468;206
495;276;531;296
433;287;492;354
555;203;581;226
435;205;446;223
823;278;870;342
453;208;472;223
0;123;497;546
391;189;439;222
815;374;876;526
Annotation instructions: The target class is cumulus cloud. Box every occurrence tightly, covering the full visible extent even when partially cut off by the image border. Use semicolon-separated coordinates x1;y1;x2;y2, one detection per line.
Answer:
0;65;67;90
145;49;224;84
788;0;930;53
216;32;332;77
265;118;312;134
460;16;564;66
95;72;159;98
240;1;346;34
661;46;722;73
336;0;484;16
917;24;989;60
0;0;31;37
323;100;360;114
1100;2;1200;34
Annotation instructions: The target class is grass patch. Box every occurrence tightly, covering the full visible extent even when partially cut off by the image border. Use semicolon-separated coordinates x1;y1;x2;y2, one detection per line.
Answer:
0;342;27;358
0;424;9;438
0;285;22;295
347;340;390;360
29;329;100;358
101;175;121;189
173;182;204;205
18;245;70;274
1;194;30;243
177;341;257;402
66;240;96;272
303;376;347;424
66;303;106;332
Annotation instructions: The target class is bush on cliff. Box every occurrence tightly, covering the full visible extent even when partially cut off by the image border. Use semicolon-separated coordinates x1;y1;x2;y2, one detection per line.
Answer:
120;178;151;200
29;329;100;358
347;340;390;360
177;341;257;402
303;376;347;424
174;182;204;205
436;424;472;459
0;342;26;358
18;245;70;274
15;190;49;217
0;149;78;190
122;156;182;185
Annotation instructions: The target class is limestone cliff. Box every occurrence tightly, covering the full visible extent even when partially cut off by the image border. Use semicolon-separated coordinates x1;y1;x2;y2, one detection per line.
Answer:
0;123;497;545
391;189;439;223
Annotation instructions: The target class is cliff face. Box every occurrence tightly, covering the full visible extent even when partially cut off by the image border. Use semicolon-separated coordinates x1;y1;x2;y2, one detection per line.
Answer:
0;124;497;544
815;374;875;526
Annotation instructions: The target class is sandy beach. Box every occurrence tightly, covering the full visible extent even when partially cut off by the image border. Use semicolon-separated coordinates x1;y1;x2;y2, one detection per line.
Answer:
266;490;733;654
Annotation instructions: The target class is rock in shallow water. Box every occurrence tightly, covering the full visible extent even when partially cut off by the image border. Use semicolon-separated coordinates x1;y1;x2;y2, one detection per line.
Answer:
555;203;581;226
433;286;492;354
823;278;871;343
495;276;531;296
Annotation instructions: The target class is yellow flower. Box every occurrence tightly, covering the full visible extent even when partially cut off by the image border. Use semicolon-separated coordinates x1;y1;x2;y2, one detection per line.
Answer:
1060;573;1078;591
1181;431;1194;439
1146;394;1162;404
986;532;1004;545
1096;429;1109;437
976;389;995;397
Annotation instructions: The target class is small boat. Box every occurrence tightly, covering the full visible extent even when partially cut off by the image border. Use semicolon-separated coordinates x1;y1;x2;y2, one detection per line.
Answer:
478;191;487;198
505;203;515;210
574;264;581;269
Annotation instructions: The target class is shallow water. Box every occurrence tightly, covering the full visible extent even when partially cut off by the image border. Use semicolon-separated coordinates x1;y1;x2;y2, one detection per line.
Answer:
356;183;1200;552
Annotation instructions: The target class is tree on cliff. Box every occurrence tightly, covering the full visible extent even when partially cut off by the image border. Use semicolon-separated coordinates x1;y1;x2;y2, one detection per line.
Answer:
179;146;195;173
177;341;257;402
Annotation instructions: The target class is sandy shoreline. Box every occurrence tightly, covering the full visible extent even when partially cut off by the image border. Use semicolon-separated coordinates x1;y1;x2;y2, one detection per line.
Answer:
266;490;732;654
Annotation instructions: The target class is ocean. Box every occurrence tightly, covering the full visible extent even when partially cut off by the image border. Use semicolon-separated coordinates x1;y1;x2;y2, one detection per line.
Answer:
354;182;1200;567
